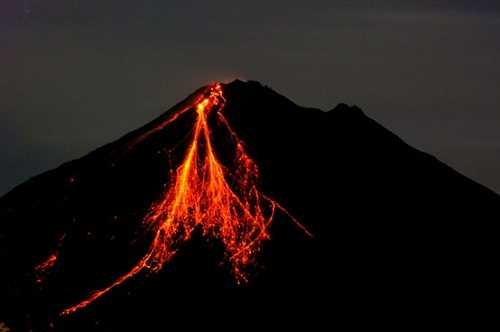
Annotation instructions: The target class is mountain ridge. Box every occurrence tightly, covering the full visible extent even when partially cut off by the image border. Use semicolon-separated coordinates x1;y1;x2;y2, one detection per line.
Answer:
6;80;496;198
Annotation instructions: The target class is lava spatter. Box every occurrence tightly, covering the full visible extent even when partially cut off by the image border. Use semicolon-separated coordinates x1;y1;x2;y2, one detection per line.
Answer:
60;83;311;316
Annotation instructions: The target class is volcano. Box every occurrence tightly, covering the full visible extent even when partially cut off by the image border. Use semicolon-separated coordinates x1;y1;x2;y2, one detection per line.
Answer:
0;80;497;331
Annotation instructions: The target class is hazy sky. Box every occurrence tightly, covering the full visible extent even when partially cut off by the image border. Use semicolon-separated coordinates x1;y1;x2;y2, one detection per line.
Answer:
1;0;500;194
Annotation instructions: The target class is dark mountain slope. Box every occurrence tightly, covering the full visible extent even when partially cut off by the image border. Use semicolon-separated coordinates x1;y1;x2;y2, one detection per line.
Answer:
0;80;497;331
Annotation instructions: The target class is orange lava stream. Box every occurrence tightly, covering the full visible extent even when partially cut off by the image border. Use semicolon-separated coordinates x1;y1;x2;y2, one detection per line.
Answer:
35;253;58;273
61;84;311;316
35;233;66;284
35;253;58;283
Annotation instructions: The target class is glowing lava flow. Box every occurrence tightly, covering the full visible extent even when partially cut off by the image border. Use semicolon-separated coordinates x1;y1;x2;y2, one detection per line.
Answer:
61;84;311;316
35;253;58;283
35;233;66;283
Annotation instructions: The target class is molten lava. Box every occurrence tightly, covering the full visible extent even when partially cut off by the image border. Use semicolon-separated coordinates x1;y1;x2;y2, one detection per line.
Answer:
35;233;66;283
35;253;58;284
59;83;311;316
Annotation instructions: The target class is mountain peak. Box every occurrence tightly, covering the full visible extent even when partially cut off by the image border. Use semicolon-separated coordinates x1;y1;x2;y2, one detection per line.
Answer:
0;81;497;331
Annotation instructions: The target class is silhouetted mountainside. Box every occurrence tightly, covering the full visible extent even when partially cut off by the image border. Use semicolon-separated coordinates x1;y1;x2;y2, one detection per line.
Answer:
0;80;497;331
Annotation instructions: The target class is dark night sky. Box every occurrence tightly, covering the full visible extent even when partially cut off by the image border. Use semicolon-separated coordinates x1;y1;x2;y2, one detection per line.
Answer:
1;1;499;194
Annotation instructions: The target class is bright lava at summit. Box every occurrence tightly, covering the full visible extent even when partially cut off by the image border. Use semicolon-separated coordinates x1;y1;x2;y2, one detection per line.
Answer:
57;83;312;315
